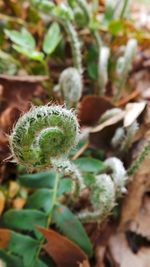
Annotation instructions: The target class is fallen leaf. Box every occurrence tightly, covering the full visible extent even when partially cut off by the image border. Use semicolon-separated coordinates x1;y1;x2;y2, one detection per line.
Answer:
12;197;26;210
124;102;147;127
108;232;150;267
90;111;125;133
116;89;140;107
0;191;5;215
0;229;11;249
79;260;91;267
8;181;20;198
128;195;150;240
78;95;113;125
38;227;88;267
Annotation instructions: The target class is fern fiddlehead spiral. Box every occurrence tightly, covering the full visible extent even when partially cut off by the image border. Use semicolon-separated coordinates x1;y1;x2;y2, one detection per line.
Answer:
57;67;82;108
10;105;79;171
77;157;127;222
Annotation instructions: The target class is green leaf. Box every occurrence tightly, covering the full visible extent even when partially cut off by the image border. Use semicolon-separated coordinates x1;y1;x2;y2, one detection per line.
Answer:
3;209;47;233
5;28;36;50
58;178;73;196
83;173;95;186
74;157;105;173
32;0;55;13
52;204;93;256
0;250;23;267
34;259;49;267
13;45;44;62
8;232;39;267
26;189;53;213
43;22;62;55
103;0;115;26
19;171;56;189
108;20;124;35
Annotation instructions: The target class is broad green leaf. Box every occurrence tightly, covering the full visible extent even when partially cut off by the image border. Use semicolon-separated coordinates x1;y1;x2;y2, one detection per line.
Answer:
43;22;62;55
0;250;23;267
74;157;105;173
52;204;93;256
3;209;47;233
5;28;35;50
26;189;53;213
58;178;73;196
9;232;39;267
13;45;44;61
19;171;56;189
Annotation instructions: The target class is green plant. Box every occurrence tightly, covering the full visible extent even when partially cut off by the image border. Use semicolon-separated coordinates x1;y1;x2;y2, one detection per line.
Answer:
128;139;150;176
0;104;128;266
55;67;82;108
10;105;79;171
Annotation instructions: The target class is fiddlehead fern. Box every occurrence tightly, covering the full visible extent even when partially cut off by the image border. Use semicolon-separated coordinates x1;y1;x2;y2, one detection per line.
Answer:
78;174;115;222
57;67;82;108
77;157;127;222
10;105;79;171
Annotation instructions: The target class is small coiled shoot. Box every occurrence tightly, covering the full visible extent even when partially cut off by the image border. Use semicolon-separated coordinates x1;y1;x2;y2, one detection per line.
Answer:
56;67;82;108
77;157;127;222
10;105;79;171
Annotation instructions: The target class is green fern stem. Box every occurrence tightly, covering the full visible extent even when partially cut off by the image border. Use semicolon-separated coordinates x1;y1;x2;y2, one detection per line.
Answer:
128;139;150;176
63;20;82;73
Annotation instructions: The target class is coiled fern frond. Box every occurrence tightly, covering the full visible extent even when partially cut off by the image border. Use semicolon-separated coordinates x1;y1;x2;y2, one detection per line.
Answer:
10;105;79;171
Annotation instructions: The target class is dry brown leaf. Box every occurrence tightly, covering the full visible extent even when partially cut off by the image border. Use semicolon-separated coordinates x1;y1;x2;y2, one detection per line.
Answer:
124;102;146;127
78;95;113;125
116;89;140;107
8;181;20;198
128;195;150;240
0;191;5;215
38;227;88;267
0;229;11;249
90;111;125;133
12;197;26;210
79;260;91;267
108;232;150;267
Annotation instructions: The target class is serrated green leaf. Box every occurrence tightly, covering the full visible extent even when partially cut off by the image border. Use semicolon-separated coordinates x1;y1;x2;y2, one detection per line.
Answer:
19;171;56;189
43;22;62;55
5;28;35;50
3;209;47;233
52;204;93;256
26;189;53;213
74;157;105;173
